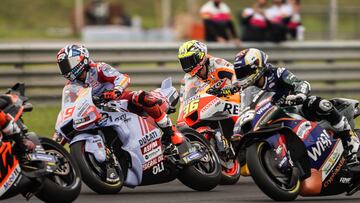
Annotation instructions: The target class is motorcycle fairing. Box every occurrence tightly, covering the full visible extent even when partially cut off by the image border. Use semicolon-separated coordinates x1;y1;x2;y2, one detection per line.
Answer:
100;110;145;187
56;79;183;188
0;142;22;197
70;134;107;163
178;77;240;127
260;119;349;195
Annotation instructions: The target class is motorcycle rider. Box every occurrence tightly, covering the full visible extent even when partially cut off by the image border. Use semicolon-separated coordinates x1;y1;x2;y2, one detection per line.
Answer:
56;44;202;174
232;48;360;172
177;40;237;97
178;40;241;168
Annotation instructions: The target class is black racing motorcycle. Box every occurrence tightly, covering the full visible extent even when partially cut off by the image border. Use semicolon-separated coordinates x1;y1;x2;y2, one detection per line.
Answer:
234;87;360;201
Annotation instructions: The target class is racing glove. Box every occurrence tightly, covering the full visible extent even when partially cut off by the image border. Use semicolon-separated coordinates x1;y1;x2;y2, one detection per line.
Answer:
284;93;307;106
206;87;221;96
218;85;239;97
102;89;122;100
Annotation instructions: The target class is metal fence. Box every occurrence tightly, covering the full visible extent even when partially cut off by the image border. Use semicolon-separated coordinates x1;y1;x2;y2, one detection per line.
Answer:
0;41;359;102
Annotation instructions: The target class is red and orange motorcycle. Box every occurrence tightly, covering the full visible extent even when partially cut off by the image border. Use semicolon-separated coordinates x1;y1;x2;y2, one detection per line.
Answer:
177;78;243;184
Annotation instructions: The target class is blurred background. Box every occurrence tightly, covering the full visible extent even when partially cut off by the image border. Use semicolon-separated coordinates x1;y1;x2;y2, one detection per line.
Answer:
0;0;359;136
0;0;359;41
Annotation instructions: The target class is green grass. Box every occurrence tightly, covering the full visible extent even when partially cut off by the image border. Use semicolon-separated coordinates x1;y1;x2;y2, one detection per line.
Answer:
22;105;61;137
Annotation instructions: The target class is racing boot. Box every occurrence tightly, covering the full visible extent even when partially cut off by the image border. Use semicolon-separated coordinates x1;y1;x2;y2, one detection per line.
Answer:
334;117;360;172
157;115;203;165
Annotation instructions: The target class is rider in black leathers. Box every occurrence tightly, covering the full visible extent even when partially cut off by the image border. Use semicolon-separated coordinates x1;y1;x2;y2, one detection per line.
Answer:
230;48;360;172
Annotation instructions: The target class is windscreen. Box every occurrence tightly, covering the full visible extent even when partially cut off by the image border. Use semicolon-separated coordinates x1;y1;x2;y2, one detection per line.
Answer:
61;82;84;109
240;86;275;110
182;77;210;101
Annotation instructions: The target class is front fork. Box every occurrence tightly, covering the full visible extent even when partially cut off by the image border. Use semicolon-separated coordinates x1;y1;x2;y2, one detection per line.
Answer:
204;129;235;168
272;135;302;186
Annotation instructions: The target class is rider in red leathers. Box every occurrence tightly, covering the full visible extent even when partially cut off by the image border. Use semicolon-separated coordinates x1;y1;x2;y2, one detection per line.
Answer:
56;45;200;172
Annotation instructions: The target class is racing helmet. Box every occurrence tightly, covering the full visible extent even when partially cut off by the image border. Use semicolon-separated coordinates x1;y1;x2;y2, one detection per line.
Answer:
57;44;90;81
178;40;208;76
233;48;268;88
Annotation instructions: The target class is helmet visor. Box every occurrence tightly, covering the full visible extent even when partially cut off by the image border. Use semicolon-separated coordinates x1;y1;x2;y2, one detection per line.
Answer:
179;54;201;73
58;56;84;81
58;58;71;76
234;64;258;81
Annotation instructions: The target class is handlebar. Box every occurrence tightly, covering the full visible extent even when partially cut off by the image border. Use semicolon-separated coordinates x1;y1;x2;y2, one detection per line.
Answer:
92;95;105;104
277;95;306;107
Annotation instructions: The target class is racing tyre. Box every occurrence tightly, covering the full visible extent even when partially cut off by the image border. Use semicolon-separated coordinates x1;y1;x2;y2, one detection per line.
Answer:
246;141;300;201
177;127;222;191
35;137;81;203
70;141;124;194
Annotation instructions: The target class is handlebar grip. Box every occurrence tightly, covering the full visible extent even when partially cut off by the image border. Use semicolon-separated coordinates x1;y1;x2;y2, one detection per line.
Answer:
92;96;105;104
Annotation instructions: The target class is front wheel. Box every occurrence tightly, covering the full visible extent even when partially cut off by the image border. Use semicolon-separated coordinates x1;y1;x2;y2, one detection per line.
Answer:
35;137;82;203
70;141;124;194
220;156;241;185
246;141;300;201
177;127;222;191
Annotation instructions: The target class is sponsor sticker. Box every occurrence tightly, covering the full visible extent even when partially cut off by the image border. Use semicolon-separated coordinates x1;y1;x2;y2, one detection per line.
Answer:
141;140;160;154
0;165;21;196
296;121;312;140
323;157;345;188
138;130;161;147
307;130;332;162
143;155;164;170
143;146;162;162
320;140;343;181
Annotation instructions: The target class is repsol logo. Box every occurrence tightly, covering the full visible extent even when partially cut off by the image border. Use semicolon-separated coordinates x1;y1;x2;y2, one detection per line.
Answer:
139;131;160;146
307;130;332;161
223;103;240;115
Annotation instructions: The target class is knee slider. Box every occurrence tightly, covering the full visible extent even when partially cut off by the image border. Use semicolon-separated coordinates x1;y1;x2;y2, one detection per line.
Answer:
318;99;334;115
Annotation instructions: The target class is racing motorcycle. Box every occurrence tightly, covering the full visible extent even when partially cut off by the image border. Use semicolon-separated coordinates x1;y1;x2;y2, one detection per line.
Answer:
234;86;360;201
55;78;221;194
0;83;81;203
177;78;242;185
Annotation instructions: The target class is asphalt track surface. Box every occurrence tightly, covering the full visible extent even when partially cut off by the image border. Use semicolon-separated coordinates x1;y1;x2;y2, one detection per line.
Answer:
6;176;360;203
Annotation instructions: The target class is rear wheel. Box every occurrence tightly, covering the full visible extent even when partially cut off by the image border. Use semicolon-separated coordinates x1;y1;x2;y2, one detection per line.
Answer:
246;141;300;201
70;141;124;194
177;127;221;191
35;137;81;203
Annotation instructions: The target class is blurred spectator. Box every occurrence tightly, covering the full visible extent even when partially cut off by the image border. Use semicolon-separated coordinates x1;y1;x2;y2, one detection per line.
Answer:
85;0;110;25
285;0;304;40
265;0;289;42
84;0;132;26
240;0;269;42
109;4;132;26
200;0;240;46
173;13;204;40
